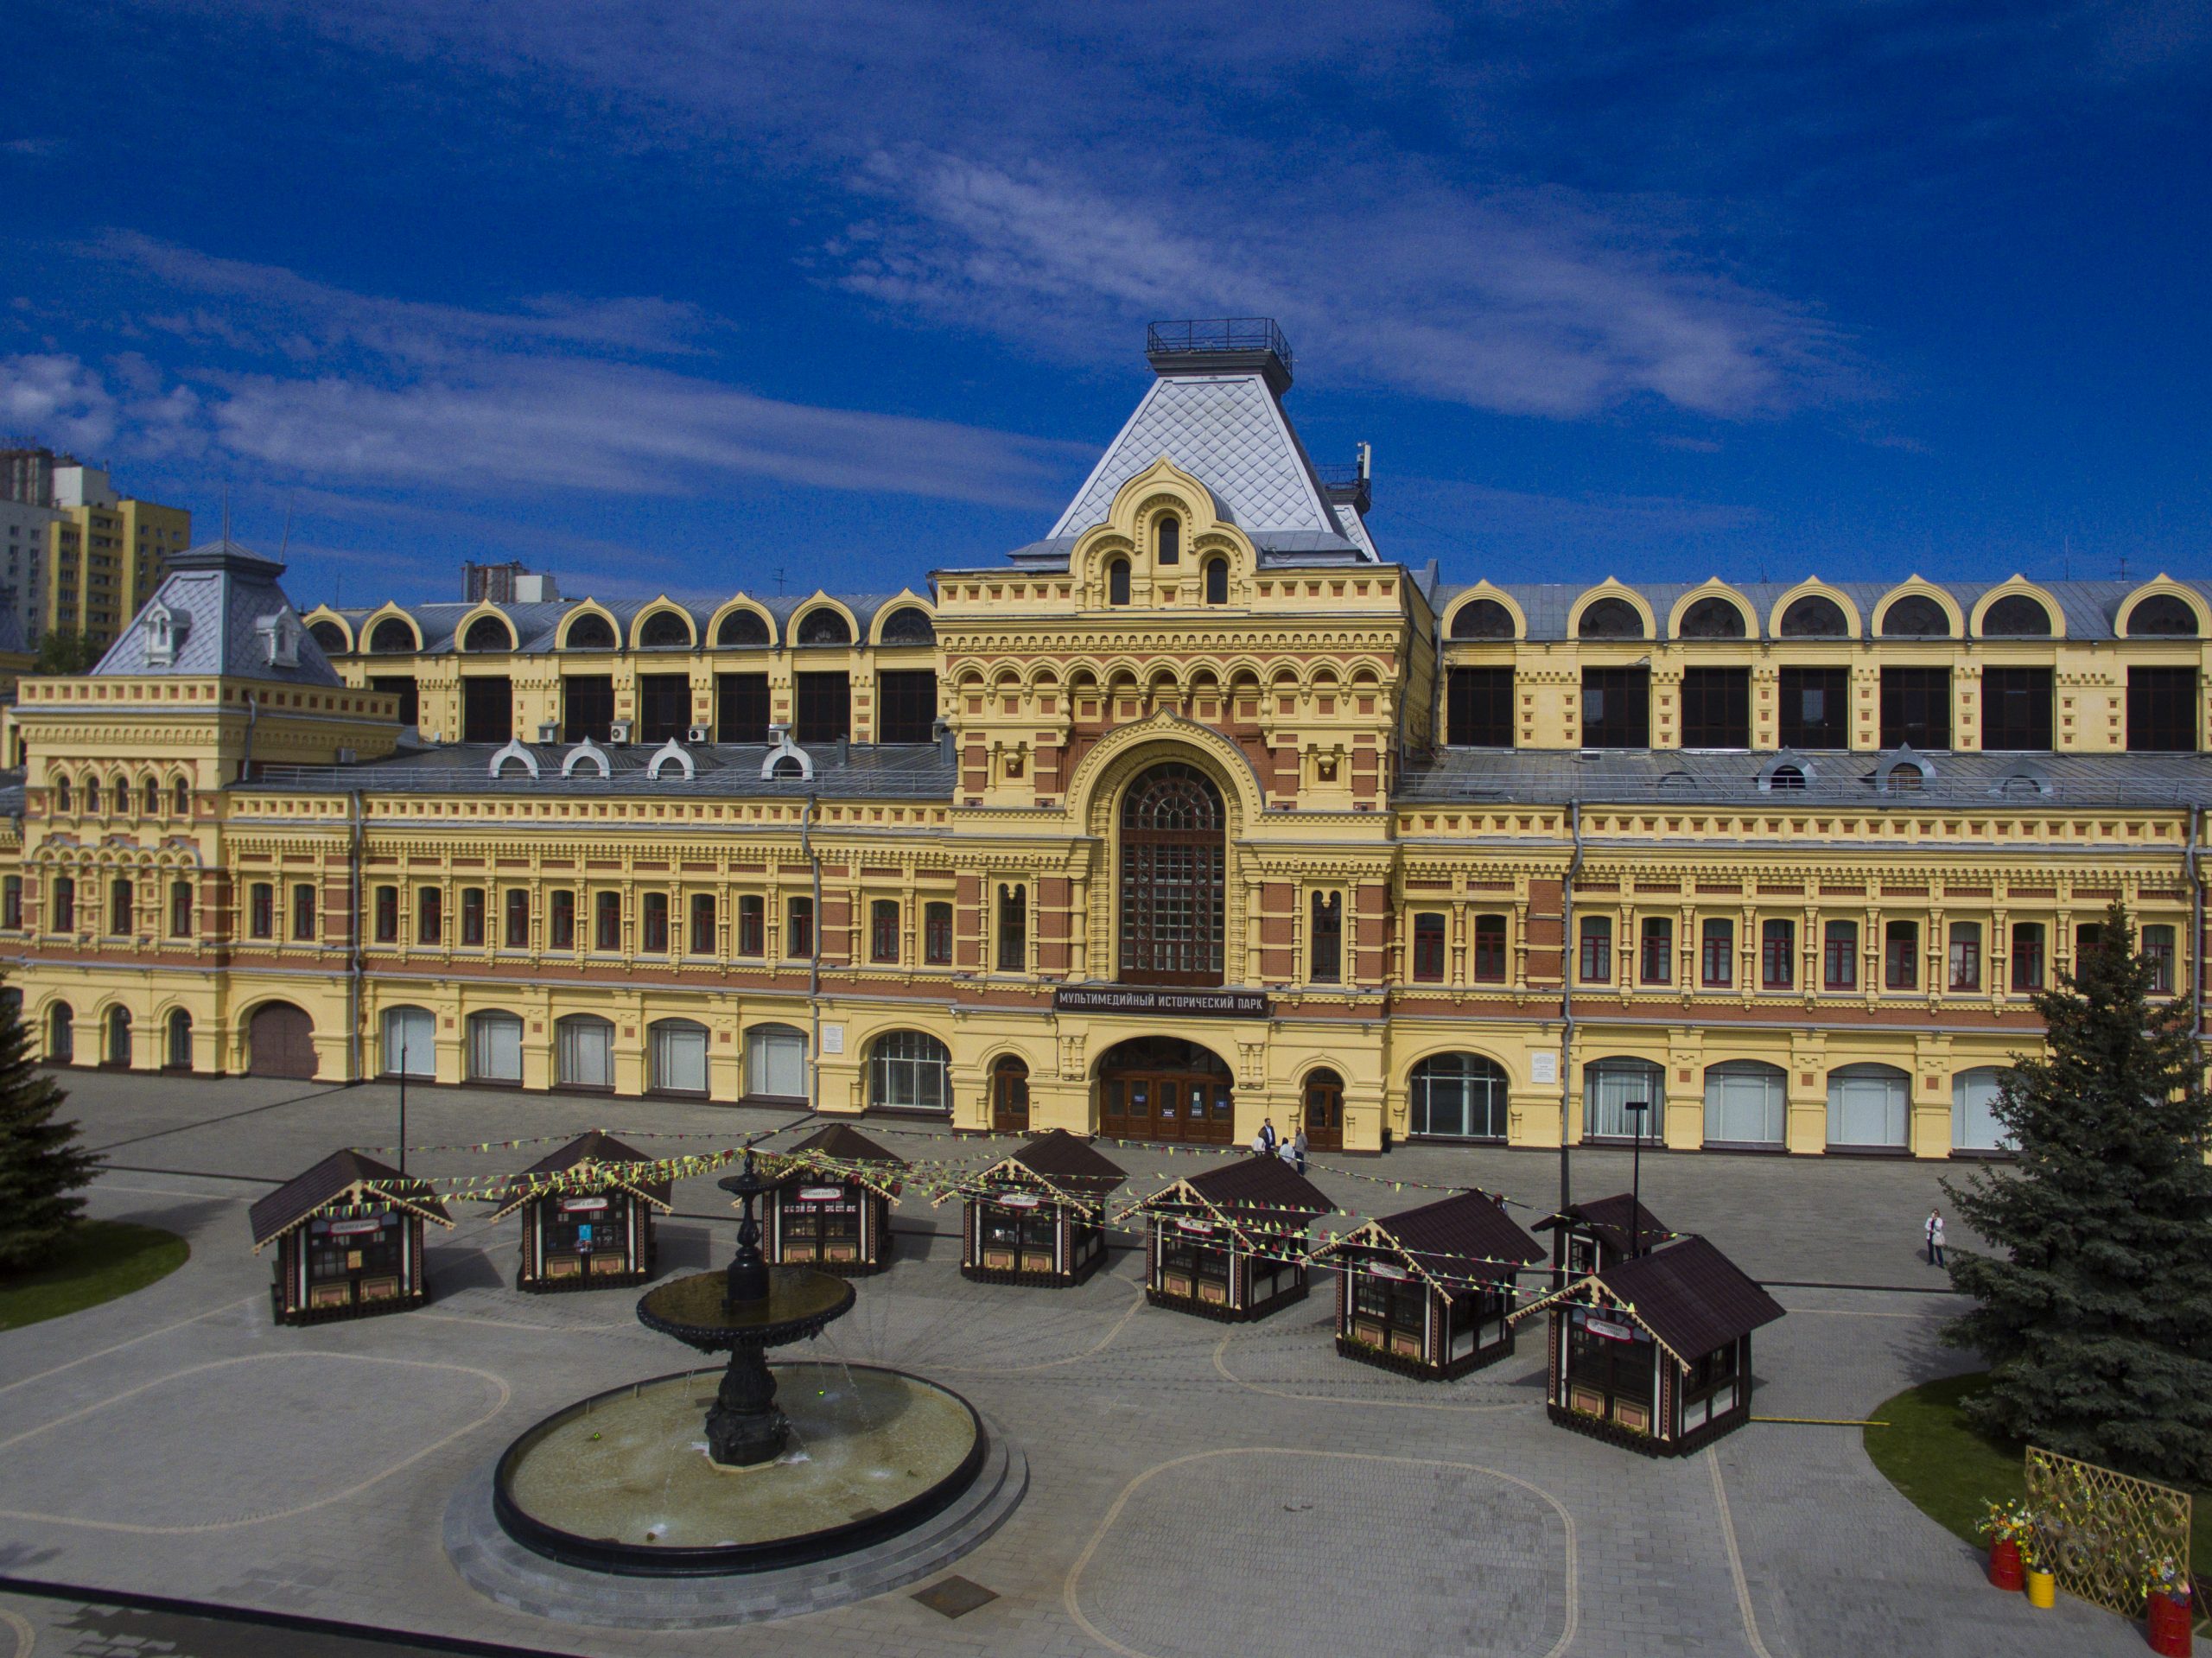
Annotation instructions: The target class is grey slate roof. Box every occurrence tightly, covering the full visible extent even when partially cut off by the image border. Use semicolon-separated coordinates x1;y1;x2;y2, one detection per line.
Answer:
1396;747;2212;810
248;740;954;800
96;540;342;685
1047;369;1376;559
1434;579;2212;643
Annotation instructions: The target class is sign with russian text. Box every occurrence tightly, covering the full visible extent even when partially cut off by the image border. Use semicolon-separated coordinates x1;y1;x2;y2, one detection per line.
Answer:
797;1185;846;1203
1053;986;1268;1019
329;1217;384;1237
560;1196;609;1213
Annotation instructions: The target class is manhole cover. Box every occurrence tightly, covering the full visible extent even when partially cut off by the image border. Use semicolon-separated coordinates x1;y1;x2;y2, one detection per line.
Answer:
912;1576;998;1618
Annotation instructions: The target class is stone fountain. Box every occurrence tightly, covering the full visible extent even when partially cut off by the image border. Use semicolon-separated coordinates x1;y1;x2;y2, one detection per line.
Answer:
479;1147;1011;1588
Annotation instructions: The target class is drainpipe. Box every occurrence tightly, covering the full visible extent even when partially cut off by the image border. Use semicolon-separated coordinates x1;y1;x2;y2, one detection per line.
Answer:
801;792;822;1115
347;789;363;1083
1556;797;1583;1287
2190;804;2205;1063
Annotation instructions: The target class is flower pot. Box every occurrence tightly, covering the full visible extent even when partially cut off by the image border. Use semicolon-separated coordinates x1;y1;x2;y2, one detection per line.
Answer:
1988;1539;2024;1591
2147;1590;2193;1656
2026;1569;2056;1609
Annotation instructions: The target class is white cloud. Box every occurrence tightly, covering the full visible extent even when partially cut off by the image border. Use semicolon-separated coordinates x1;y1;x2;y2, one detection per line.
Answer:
0;354;118;451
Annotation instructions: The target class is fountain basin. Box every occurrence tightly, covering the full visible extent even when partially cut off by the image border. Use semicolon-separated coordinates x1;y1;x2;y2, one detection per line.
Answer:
493;1361;987;1577
636;1267;855;1351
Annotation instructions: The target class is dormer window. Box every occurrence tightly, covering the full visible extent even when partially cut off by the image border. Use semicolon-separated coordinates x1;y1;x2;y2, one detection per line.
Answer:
1156;517;1180;565
1204;558;1228;606
143;600;182;667
256;612;300;668
1107;558;1131;607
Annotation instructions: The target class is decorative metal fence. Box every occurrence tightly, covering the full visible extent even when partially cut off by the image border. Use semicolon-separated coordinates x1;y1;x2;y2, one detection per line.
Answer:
2024;1445;2192;1614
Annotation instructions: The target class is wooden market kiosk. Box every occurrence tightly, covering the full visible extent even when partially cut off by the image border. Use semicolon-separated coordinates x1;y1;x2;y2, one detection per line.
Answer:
763;1122;906;1274
250;1149;453;1325
491;1130;671;1292
1513;1233;1784;1456
1313;1189;1544;1379
1134;1156;1331;1322
1532;1192;1672;1274
958;1128;1126;1286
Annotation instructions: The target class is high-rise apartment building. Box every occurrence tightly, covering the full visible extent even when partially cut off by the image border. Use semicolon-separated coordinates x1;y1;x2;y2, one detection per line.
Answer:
0;447;191;651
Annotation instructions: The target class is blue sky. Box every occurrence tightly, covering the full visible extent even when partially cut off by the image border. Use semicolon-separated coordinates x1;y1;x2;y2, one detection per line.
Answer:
2;1;2208;608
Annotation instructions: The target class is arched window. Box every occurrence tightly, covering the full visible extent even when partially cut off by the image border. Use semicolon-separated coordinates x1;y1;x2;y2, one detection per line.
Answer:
1408;1052;1509;1140
1584;1057;1664;1140
1704;1060;1786;1146
142;776;160;814
52;875;75;931
382;1006;435;1077
1677;596;1746;638
869;1030;950;1111
462;614;513;653
172;778;190;816
1767;765;1806;791
879;606;936;645
990;1053;1030;1133
1827;1063;1909;1148
648;1018;709;1094
747;1021;809;1100
795;608;852;646
771;753;804;779
1203;558;1229;606
1778;595;1847;637
111;777;130;815
308;619;348;654
1107;559;1131;607
165;1008;193;1070
2126;594;2199;638
54;776;72;812
1953;1067;2013;1152
109;878;132;935
1577;596;1643;638
1887;761;1925;792
716;608;772;647
466;1010;524;1083
639;609;693;650
1156;516;1180;565
1449;598;1514;639
48;1002;73;1064
563;613;617;651
1981;594;2052;638
368;617;418;654
105;1006;131;1068
554;1013;613;1089
1119;763;1225;986
1879;594;1951;638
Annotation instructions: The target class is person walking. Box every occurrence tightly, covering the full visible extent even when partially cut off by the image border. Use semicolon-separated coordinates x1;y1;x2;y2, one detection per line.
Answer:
1292;1128;1309;1176
1925;1208;1947;1267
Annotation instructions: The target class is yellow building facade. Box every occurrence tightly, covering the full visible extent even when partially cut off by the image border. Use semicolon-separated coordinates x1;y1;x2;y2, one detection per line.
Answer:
2;324;2205;1162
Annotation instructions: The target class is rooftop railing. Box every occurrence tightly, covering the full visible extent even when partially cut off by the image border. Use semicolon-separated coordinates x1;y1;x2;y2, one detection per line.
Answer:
1146;318;1293;374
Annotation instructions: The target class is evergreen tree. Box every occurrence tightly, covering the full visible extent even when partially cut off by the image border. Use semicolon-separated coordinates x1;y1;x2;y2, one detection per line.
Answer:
33;629;102;676
0;980;98;1271
1943;899;2212;1482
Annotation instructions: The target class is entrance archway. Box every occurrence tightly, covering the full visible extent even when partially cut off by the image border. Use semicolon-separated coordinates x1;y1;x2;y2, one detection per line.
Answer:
247;1002;316;1078
1096;1036;1232;1144
1302;1068;1344;1153
990;1056;1031;1134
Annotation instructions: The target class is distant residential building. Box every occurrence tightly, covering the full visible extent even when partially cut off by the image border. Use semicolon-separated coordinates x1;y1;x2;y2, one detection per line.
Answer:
0;447;190;652
464;562;561;605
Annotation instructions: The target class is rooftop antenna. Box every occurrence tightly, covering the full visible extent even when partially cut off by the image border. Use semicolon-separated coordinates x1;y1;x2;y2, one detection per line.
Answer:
2118;553;2129;582
220;483;231;543
774;566;787;595
278;496;293;559
2063;534;2070;581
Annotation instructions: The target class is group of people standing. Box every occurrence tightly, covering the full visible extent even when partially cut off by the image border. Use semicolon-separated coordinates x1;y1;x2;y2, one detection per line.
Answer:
1252;1117;1308;1174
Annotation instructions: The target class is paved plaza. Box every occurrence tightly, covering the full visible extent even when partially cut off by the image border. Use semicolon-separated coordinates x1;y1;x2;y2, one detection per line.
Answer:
0;1074;2147;1656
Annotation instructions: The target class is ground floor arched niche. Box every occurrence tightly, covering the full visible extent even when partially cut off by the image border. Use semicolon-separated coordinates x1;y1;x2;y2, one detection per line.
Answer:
1096;1035;1234;1145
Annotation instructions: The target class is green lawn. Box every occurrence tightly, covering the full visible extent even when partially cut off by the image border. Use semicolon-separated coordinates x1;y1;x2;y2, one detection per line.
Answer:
1866;1371;2212;1583
0;1221;189;1331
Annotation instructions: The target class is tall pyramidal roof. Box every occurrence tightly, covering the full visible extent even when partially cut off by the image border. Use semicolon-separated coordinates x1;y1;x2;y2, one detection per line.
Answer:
1039;321;1376;562
92;538;342;685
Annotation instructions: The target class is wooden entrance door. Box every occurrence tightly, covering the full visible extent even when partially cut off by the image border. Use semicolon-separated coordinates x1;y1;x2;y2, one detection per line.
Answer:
248;1002;317;1078
1303;1069;1345;1153
991;1058;1030;1134
1096;1037;1235;1145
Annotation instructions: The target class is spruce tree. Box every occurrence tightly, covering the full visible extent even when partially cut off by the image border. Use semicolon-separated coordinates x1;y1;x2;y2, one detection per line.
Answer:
1943;899;2212;1483
0;981;99;1271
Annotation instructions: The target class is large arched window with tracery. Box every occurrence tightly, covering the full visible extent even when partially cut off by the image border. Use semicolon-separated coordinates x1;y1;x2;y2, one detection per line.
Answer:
1118;762;1225;986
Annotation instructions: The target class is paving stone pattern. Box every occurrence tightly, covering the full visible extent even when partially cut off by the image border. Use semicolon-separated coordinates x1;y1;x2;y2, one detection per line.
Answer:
0;1075;2149;1658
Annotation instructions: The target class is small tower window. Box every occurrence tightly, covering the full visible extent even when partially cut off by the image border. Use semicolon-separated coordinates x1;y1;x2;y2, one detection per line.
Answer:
1156;517;1180;565
1204;558;1228;605
1107;559;1131;607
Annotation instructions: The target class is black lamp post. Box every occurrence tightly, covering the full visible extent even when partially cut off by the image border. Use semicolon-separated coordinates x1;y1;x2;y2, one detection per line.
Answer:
1624;1099;1648;1258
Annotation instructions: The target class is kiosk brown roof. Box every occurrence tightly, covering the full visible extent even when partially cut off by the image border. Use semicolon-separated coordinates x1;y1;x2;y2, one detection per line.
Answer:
486;1130;675;1220
249;1149;452;1250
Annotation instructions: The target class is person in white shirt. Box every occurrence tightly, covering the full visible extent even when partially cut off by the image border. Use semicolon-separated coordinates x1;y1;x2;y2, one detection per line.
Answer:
1926;1208;1947;1267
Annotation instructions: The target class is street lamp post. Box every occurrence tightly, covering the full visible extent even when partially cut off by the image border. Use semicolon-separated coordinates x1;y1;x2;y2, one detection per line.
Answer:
1624;1099;1648;1258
